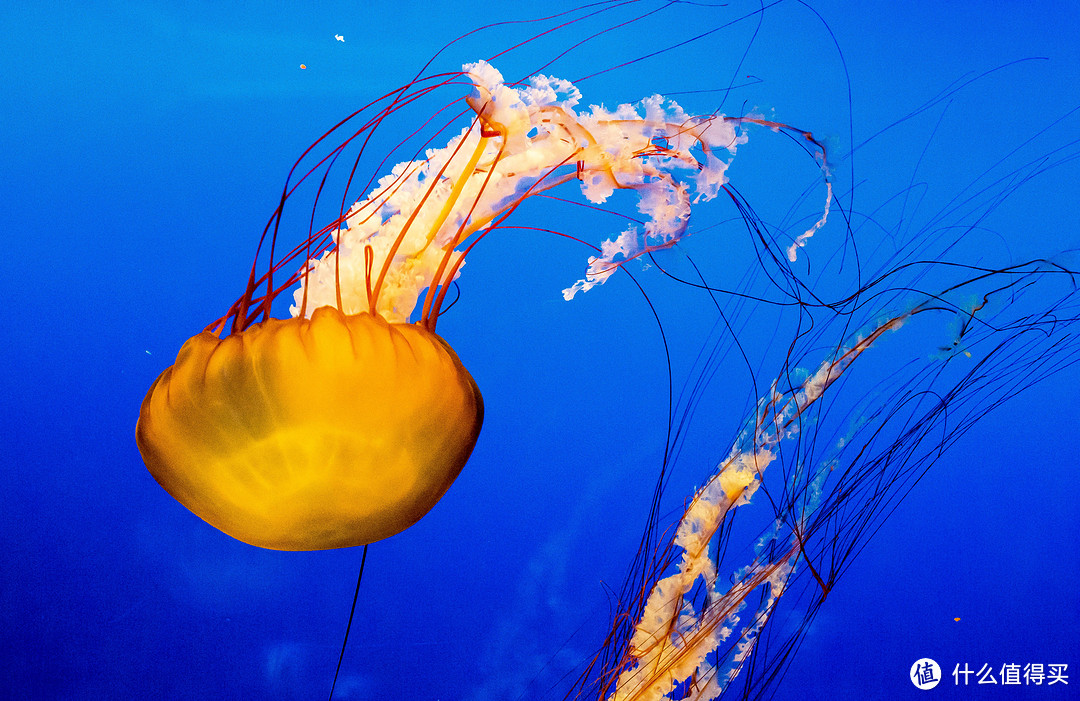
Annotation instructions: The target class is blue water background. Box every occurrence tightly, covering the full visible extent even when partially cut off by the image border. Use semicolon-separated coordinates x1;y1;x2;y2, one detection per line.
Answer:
3;1;1078;699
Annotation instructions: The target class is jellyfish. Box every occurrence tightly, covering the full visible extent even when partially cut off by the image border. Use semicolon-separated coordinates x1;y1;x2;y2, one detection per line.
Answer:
135;1;1080;698
136;56;796;551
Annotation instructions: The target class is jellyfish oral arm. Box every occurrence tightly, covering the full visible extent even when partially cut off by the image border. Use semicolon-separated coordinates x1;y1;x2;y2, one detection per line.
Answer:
609;312;909;700
293;60;755;326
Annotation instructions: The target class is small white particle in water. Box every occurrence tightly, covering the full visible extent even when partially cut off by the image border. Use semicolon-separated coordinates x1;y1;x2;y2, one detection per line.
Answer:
334;34;344;42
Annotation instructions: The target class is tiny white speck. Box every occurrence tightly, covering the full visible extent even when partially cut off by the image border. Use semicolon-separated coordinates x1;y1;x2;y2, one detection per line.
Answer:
145;350;152;355
334;34;344;42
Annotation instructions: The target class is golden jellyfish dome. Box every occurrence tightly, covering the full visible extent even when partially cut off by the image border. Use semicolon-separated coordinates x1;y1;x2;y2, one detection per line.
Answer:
136;307;483;550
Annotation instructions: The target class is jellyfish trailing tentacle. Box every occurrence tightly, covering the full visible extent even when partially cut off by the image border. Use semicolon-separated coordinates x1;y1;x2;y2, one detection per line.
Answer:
581;256;1080;700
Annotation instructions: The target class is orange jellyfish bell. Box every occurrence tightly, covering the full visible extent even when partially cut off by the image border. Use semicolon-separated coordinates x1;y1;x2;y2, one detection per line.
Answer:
136;307;483;550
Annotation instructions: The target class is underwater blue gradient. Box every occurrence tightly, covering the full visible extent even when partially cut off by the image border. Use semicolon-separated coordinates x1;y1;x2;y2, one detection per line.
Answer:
2;1;1077;699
